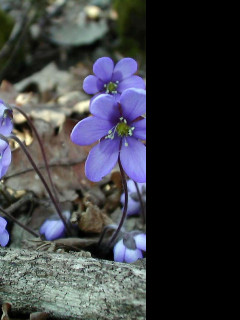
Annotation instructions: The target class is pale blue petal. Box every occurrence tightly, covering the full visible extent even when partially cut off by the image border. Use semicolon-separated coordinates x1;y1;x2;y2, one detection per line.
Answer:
124;248;143;263
134;234;146;251
132;118;146;140
120;88;146;122
0;229;9;247
120;137;146;183
71;116;114;146
45;220;65;241
114;239;126;262
120;193;140;215
112;58;137;82
90;94;120;122
0;217;7;233
117;75;146;93
93;57;114;83
83;75;104;94
85;138;120;182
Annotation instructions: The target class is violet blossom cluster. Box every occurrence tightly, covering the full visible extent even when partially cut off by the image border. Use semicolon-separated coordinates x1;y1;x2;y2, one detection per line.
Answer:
71;57;146;183
0;99;13;179
0;216;9;247
71;57;146;263
83;57;146;104
113;232;146;263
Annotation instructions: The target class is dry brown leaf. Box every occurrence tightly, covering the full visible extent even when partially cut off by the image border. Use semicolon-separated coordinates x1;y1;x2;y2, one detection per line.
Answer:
4;118;94;201
75;199;113;234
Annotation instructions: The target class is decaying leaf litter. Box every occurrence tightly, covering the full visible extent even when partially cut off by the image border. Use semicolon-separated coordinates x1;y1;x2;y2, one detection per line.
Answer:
0;0;146;318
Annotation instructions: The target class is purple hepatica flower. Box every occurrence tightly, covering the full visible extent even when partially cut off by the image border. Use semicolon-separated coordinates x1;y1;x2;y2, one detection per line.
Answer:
71;88;146;183
0;216;10;247
0;99;13;136
121;179;146;216
113;232;146;263
40;211;70;241
83;57;146;104
0;100;13;179
0;139;12;179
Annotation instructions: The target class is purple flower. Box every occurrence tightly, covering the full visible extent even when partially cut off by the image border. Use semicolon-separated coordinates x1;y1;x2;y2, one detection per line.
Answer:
113;232;146;263
40;211;70;241
0;99;13;136
0;100;13;179
121;179;146;216
0;139;12;180
83;57;146;103
0;216;10;247
71;88;146;183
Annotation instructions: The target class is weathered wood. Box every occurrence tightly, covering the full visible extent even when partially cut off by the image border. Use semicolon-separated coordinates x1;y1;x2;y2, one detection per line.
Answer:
0;248;146;319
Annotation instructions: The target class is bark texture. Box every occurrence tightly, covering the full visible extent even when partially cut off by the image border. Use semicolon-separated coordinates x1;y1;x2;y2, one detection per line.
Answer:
0;248;146;320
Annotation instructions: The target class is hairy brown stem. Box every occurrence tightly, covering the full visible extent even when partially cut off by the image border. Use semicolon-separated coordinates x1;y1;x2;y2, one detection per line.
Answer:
108;157;128;247
6;134;71;235
12;106;60;206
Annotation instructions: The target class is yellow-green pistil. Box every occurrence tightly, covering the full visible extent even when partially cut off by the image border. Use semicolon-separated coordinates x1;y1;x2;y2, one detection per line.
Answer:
105;117;135;146
104;81;119;94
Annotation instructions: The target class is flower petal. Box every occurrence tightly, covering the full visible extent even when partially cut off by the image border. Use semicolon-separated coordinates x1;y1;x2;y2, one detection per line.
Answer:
0;217;7;233
134;234;146;251
40;220;49;235
0;143;11;179
112;58;137;82
45;220;65;241
120;88;146;122
132;118;146;140
0;229;9;247
0;116;13;136
121;193;140;215
85;138;120;182
71;116;114;146
117;75;146;93
120;137;146;183
124;248;143;263
93;57;114;83
90;94;120;122
89;93;101;106
83;75;104;94
113;239;126;262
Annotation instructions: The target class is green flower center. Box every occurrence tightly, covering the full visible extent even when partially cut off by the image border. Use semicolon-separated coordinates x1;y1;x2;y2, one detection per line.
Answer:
116;122;130;137
105;117;135;146
104;81;119;94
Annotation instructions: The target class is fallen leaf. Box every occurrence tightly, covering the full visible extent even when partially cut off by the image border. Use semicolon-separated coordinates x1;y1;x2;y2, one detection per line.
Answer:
4;118;94;201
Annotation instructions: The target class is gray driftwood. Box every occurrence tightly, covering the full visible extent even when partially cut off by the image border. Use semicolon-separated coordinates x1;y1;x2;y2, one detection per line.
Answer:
0;248;146;320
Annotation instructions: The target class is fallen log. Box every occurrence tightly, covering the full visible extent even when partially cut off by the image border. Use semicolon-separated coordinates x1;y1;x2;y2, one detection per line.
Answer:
0;248;146;319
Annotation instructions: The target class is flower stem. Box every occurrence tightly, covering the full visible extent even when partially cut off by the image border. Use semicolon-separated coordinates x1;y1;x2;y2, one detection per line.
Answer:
12;106;60;205
8;134;71;235
0;206;39;238
133;181;146;224
108;157;128;247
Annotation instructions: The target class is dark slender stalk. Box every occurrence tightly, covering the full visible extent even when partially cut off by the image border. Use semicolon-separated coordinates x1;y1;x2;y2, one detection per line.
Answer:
12;106;60;204
0;206;39;238
98;224;118;247
108;158;128;247
7;134;71;235
134;181;146;224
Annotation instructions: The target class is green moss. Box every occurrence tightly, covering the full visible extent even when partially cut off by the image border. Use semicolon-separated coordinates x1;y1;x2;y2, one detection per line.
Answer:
113;0;146;59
